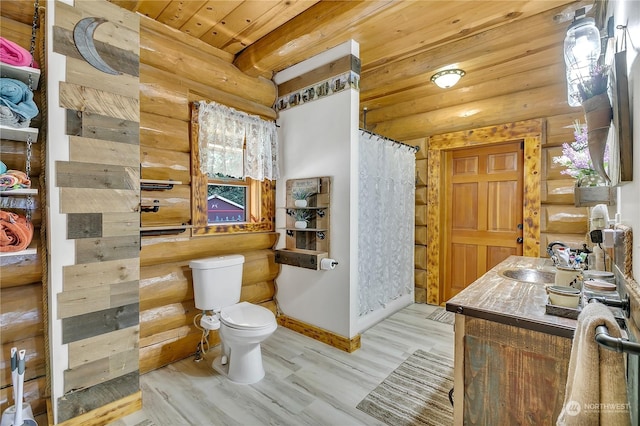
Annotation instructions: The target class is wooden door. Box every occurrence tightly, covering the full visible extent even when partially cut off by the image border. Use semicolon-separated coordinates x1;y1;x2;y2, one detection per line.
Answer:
443;141;524;300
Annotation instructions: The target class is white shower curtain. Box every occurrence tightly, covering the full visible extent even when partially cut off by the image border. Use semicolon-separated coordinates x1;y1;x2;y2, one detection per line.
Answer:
358;131;416;317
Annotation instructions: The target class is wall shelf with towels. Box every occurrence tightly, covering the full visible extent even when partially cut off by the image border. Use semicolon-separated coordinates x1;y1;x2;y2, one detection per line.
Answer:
0;63;41;90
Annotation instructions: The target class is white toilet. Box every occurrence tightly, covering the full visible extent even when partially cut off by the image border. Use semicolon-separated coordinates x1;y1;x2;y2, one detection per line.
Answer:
189;255;277;384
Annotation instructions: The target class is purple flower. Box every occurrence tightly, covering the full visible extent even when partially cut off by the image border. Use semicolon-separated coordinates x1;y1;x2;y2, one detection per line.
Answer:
552;121;609;180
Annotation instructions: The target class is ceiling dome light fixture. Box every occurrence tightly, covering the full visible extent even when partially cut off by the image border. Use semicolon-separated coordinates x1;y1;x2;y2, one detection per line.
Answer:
430;69;466;89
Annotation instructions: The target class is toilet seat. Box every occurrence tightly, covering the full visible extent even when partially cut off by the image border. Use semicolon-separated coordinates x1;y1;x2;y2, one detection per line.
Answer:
220;302;276;330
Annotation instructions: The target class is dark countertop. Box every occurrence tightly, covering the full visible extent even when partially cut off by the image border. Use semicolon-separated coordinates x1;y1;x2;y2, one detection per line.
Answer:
445;255;577;338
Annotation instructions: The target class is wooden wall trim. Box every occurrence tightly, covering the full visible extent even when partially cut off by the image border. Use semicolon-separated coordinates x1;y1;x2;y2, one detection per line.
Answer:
523;136;542;257
426;120;543;305
54;391;142;426
277;54;361;97
278;315;361;353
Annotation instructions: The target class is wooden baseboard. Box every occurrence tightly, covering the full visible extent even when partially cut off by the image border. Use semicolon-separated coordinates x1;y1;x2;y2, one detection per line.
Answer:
277;315;360;352
51;391;142;426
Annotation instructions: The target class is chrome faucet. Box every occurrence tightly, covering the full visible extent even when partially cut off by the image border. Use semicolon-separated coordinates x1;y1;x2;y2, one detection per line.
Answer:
547;241;569;258
547;241;570;267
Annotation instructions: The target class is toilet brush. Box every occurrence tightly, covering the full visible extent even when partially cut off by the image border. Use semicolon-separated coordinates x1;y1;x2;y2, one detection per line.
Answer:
14;350;25;426
15;350;37;426
1;348;37;426
10;348;17;403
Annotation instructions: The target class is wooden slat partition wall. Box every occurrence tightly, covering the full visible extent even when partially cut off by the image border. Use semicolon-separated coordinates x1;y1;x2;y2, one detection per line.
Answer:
541;112;590;250
138;14;279;373
52;0;141;422
0;11;48;425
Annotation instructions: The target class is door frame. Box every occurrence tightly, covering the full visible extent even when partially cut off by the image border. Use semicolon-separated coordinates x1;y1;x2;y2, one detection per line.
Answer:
426;119;543;305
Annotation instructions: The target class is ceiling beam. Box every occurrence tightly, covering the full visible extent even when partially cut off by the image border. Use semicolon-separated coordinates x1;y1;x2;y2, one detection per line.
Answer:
233;0;395;78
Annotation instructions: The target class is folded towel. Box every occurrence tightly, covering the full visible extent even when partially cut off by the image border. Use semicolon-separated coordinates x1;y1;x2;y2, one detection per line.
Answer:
0;78;38;121
0;105;29;128
0;211;34;252
557;302;630;425
0;170;31;191
0;37;33;67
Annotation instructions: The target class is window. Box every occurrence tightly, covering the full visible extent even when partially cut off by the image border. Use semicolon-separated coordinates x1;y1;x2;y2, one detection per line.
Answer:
207;182;247;224
190;100;275;235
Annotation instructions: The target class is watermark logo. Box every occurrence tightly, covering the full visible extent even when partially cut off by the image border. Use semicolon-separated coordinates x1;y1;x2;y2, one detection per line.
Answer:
565;400;581;416
564;400;630;416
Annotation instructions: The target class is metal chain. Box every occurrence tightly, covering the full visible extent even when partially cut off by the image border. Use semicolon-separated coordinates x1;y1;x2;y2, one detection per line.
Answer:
26;196;34;221
25;134;34;221
29;0;39;65
25;0;39;222
25;134;32;179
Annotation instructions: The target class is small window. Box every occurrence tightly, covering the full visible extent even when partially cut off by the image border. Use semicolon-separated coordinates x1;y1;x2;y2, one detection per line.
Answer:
190;101;274;235
207;182;247;224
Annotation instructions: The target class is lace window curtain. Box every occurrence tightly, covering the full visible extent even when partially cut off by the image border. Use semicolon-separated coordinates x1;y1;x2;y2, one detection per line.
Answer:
197;101;279;181
358;131;415;316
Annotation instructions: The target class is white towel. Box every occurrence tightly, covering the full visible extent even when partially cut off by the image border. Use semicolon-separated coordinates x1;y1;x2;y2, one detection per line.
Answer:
557;302;630;425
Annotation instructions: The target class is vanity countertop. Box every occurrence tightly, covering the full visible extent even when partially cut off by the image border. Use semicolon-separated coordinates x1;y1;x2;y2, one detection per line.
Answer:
445;255;577;338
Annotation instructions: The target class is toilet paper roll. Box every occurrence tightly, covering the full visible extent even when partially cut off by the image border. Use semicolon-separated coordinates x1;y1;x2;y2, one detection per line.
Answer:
320;258;338;270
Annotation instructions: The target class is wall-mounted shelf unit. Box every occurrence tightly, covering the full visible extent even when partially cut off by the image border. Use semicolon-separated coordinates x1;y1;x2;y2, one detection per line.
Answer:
0;188;38;196
0;63;41;90
276;176;331;270
0;64;39;257
0;125;39;142
0;246;37;258
574;185;616;207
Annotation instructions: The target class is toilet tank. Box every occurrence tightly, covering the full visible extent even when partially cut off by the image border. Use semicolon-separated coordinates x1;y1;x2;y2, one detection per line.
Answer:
189;255;244;311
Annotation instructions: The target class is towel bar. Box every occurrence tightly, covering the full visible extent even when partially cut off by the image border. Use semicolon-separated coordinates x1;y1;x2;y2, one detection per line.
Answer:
594;325;640;355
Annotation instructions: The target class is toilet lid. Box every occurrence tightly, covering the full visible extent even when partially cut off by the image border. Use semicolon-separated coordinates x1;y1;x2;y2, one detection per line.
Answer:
220;302;275;329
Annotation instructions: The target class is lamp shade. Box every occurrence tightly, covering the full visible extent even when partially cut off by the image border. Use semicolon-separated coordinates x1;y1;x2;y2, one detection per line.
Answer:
430;69;465;89
564;15;601;106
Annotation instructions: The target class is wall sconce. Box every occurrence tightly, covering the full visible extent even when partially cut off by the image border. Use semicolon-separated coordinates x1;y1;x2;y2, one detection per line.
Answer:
564;8;601;106
430;69;465;89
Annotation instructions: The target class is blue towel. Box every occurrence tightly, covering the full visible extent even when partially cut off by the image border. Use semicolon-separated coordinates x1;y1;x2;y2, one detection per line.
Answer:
0;78;38;121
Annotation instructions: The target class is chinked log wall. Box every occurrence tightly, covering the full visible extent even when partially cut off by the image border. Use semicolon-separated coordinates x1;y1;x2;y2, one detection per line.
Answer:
0;12;47;425
138;15;279;373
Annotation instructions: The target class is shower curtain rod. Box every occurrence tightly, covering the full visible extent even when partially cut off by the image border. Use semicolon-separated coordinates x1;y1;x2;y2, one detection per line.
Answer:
359;128;420;153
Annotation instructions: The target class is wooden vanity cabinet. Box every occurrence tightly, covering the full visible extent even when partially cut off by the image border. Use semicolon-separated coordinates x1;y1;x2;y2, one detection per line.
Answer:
453;314;572;424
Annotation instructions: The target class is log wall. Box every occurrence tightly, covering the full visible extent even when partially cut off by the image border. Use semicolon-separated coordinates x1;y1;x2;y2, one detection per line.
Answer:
137;15;278;373
0;10;47;425
541;111;590;250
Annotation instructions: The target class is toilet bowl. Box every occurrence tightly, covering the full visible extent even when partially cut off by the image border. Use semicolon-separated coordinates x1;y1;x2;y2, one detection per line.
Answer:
189;255;277;384
214;302;277;384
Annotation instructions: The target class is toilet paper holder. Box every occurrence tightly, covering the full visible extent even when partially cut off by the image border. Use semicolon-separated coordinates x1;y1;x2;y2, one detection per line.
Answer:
320;258;338;270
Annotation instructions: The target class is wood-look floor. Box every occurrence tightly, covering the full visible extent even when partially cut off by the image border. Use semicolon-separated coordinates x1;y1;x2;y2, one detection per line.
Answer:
110;304;454;426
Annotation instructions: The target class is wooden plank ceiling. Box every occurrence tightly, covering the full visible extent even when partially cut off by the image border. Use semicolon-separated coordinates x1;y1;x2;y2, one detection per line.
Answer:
4;0;595;139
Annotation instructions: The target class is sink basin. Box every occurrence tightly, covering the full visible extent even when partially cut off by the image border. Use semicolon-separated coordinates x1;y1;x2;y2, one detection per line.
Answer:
498;268;555;284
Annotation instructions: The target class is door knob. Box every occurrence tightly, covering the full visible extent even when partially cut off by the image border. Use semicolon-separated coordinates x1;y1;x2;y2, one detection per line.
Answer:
516;237;524;244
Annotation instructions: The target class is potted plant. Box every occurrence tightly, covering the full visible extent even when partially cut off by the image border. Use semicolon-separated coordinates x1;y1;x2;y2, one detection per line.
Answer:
293;209;312;229
553;121;613;206
292;188;313;207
